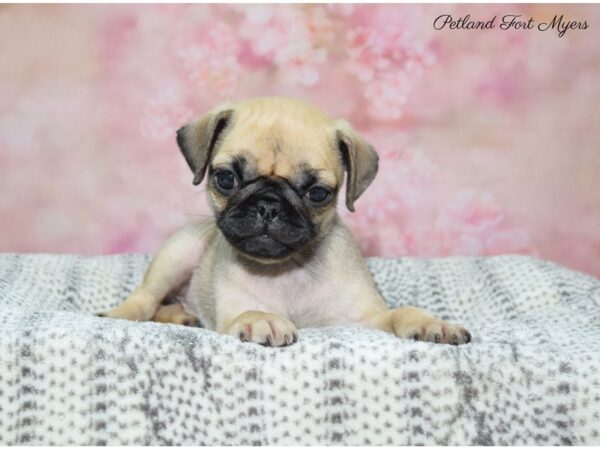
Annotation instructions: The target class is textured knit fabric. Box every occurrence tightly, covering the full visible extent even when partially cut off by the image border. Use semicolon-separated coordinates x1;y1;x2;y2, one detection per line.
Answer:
0;253;599;445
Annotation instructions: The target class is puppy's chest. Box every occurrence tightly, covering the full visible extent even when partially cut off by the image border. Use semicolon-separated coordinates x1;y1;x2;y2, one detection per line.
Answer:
227;267;361;327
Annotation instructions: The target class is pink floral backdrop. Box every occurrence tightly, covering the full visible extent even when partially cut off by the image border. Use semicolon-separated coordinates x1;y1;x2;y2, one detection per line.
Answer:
1;4;599;277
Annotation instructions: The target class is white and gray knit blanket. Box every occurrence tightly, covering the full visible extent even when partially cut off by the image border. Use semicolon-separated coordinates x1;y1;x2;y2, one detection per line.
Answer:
0;252;599;445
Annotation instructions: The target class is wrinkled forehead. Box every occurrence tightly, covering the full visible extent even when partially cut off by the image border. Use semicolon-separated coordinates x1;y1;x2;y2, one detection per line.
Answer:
213;110;341;186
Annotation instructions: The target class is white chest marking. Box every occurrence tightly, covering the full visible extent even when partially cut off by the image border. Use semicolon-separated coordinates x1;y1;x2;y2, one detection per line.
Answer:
222;264;364;328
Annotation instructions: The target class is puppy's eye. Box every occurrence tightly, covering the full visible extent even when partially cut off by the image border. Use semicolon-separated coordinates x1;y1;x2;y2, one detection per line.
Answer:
214;170;237;191
307;186;331;204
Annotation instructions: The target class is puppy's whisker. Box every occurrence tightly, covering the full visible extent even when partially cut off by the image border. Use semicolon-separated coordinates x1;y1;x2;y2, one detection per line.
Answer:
189;221;216;251
183;212;214;218
182;189;209;202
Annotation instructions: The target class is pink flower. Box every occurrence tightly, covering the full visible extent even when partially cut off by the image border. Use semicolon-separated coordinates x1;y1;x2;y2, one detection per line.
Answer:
437;190;504;234
434;190;536;257
346;27;391;82
346;27;435;80
346;26;435;120
138;87;194;142
176;23;241;96
235;5;328;86
276;44;327;86
364;71;411;120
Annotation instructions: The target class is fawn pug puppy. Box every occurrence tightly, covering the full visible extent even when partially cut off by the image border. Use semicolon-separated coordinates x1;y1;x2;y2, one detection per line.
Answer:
100;97;471;347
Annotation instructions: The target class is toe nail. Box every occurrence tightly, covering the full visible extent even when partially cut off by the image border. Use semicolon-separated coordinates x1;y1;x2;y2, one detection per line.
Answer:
434;333;441;343
451;334;459;345
464;331;472;343
413;333;420;341
292;334;298;344
239;332;247;342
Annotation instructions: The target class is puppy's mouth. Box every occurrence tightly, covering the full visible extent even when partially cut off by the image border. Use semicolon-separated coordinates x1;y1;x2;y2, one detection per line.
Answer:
219;221;313;261
237;234;292;259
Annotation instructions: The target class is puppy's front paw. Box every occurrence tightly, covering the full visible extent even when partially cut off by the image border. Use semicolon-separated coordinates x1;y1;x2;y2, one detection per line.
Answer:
391;307;471;345
152;303;199;327
97;290;157;321
226;311;298;347
409;319;471;345
97;304;144;321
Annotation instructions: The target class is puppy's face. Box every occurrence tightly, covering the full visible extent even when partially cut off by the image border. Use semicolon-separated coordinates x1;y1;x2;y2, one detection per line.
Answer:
176;97;378;263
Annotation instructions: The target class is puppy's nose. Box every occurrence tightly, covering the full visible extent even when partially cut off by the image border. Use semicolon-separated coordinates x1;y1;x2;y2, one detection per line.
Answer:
257;198;280;222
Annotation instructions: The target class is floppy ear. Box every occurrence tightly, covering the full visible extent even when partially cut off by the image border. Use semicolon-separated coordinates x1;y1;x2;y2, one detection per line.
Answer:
335;120;379;212
176;105;234;185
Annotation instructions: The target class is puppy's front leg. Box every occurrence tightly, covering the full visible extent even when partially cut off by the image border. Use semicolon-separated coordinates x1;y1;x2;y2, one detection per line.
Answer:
364;306;471;345
221;311;298;347
99;223;212;321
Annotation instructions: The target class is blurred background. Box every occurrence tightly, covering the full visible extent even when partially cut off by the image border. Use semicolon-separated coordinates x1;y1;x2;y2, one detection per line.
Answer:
0;4;598;277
